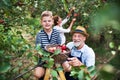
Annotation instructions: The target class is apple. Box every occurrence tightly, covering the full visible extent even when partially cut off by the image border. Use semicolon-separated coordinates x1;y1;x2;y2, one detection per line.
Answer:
48;47;55;53
61;45;67;50
0;20;4;24
74;13;79;17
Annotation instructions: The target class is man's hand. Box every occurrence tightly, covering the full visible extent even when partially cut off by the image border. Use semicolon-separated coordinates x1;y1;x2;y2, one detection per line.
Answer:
62;61;71;72
68;57;83;66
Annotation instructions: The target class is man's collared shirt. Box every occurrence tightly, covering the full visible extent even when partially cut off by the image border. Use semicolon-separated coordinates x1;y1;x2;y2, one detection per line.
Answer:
67;42;95;67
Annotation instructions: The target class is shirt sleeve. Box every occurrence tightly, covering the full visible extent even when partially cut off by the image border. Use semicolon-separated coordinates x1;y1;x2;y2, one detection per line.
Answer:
35;33;42;46
54;26;70;33
57;31;62;45
84;48;95;67
60;17;69;26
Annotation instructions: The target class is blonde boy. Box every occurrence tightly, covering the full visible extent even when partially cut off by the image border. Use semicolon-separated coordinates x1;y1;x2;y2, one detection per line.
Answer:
34;11;61;80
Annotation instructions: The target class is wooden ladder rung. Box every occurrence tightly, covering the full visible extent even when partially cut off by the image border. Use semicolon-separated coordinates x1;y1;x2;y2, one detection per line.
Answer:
44;68;51;80
44;64;66;80
58;70;66;80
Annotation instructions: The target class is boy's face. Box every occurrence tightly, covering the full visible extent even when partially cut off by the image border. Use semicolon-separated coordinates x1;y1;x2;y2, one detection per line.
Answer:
41;16;54;30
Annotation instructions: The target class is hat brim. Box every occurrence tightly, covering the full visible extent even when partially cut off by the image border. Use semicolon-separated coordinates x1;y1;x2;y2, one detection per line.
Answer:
72;29;89;37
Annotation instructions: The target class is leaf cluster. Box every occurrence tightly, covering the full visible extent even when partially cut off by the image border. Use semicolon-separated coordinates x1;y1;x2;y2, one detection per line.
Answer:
70;65;96;80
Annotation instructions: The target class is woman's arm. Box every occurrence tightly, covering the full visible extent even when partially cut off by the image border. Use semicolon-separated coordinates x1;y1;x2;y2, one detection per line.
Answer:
67;18;76;30
60;7;75;26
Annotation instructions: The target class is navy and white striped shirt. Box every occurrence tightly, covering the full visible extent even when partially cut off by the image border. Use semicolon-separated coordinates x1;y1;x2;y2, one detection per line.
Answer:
36;29;61;49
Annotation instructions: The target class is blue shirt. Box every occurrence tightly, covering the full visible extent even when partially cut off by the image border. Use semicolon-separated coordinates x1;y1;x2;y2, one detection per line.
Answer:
66;42;95;67
65;42;95;80
36;29;61;49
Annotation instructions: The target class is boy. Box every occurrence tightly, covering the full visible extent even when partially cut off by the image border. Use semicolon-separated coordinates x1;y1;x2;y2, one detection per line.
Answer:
34;11;61;80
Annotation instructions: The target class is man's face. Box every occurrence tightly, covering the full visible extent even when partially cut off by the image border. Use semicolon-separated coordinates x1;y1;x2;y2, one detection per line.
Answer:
72;33;86;47
41;16;54;30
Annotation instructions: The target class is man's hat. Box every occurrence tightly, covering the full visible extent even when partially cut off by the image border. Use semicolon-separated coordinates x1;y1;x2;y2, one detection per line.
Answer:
73;26;89;37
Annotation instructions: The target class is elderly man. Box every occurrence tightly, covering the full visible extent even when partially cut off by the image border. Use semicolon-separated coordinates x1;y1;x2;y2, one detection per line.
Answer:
62;26;95;80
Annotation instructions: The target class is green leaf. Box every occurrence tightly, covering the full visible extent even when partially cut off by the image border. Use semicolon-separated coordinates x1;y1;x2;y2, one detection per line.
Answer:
11;45;16;51
0;75;6;80
38;50;43;55
18;61;23;67
56;66;63;71
50;49;61;57
54;49;61;55
85;75;91;80
5;55;12;59
61;0;69;13
78;70;84;80
42;57;49;61
23;73;31;79
90;70;96;77
72;66;81;71
51;69;58;77
13;67;19;73
118;45;120;50
87;66;95;73
35;44;41;51
70;70;78;76
109;42;115;49
0;50;4;55
16;31;22;34
35;44;46;56
0;62;11;73
79;65;86;69
52;77;58;80
2;0;11;6
44;58;54;68
27;52;33;58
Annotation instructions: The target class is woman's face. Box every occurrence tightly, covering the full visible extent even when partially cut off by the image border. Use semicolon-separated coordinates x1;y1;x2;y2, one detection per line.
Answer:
57;17;62;25
41;16;54;30
72;33;86;47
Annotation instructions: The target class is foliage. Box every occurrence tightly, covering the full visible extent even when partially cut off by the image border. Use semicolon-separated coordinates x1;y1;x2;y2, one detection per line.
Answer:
35;44;62;78
36;45;61;68
35;45;97;80
89;1;120;79
70;65;96;80
0;0;120;80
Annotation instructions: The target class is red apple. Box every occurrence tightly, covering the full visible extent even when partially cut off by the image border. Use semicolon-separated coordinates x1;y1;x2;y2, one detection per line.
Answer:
61;45;67;50
0;20;4;24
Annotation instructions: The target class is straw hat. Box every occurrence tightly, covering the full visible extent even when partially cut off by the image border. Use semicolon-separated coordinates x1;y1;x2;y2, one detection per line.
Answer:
73;26;89;37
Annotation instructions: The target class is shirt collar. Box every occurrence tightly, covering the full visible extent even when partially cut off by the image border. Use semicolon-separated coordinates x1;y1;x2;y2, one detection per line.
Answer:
73;44;86;53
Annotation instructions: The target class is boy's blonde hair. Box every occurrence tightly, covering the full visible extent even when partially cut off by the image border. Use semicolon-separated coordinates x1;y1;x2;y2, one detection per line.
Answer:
41;11;53;19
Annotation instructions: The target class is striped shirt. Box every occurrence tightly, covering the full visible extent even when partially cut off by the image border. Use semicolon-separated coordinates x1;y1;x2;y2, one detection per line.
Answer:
36;29;61;49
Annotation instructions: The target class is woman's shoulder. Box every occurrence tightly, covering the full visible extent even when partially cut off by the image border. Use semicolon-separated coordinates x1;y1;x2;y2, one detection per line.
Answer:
53;26;61;29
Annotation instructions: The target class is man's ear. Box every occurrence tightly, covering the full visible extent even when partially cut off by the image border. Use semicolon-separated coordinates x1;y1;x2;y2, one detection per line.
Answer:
83;36;86;41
